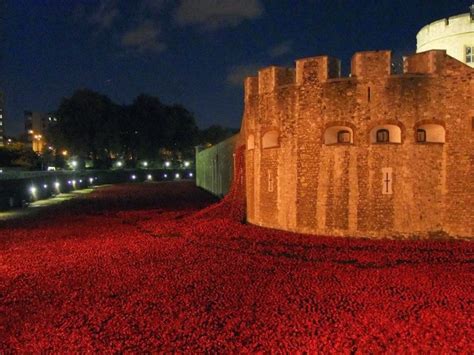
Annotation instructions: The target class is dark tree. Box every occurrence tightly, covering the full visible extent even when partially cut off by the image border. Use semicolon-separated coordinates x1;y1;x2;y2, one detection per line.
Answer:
50;89;120;163
199;125;238;145
128;95;199;161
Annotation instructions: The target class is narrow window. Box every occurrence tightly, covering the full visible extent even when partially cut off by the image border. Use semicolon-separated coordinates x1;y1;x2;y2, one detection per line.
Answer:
367;87;371;102
376;129;389;143
416;129;426;142
466;46;474;63
337;130;351;143
267;170;274;192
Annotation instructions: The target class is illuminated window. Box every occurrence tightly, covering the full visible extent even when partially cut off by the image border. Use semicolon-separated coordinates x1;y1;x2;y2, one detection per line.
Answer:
416;124;445;143
466;46;474;63
416;129;426;142
337;130;351;143
324;125;354;145
376;129;389;143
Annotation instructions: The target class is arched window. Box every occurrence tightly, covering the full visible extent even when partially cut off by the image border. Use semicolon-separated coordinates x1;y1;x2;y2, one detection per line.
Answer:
416;124;445;143
262;130;279;149
370;124;402;144
247;134;255;150
416;129;426;143
337;130;351;143
324;125;354;145
376;129;389;143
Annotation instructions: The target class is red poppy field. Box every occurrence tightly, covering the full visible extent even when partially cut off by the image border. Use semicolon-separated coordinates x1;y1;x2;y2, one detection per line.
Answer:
1;182;473;352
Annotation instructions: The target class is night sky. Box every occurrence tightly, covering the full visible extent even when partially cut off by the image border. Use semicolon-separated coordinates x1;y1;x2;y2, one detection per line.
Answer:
0;0;471;136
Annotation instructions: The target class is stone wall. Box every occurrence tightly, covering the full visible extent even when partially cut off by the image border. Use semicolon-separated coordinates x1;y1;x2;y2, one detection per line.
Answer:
243;50;474;238
196;134;240;197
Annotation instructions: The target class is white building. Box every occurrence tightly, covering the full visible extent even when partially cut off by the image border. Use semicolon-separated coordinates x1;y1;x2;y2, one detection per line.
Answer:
417;7;474;68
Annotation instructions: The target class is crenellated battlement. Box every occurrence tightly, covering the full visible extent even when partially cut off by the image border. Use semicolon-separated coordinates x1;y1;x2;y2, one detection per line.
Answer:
417;13;473;46
244;50;473;98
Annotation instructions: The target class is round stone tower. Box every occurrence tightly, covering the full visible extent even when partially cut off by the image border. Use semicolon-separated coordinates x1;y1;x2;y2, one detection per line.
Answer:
416;7;474;68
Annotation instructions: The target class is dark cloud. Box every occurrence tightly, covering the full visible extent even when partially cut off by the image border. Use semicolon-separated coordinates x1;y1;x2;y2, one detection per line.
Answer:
226;64;261;86
89;0;120;30
269;41;292;58
121;20;166;53
174;0;263;30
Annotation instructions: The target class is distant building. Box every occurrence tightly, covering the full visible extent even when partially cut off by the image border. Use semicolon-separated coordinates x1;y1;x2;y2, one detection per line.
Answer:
417;9;474;68
0;92;5;147
24;111;57;153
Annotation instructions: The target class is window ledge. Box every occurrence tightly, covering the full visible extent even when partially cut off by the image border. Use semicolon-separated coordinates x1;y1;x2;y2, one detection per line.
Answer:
371;142;402;145
324;143;354;146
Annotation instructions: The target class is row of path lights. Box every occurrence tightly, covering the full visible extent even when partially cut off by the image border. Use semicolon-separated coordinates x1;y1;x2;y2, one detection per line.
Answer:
129;172;194;182
28;176;98;202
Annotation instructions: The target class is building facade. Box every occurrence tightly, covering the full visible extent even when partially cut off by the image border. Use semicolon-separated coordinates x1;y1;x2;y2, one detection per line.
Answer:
241;50;473;238
417;9;474;68
24;111;57;153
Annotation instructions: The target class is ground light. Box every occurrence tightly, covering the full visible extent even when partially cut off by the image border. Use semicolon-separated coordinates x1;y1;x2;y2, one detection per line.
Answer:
29;186;37;199
89;177;94;184
54;182;61;192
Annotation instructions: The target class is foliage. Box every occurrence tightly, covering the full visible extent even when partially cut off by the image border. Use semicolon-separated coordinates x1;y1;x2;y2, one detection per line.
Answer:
49;90;206;166
49;89;121;163
0;143;40;168
199;124;238;145
48;89;237;167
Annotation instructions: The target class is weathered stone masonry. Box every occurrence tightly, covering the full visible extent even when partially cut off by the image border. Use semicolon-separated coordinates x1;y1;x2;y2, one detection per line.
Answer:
241;50;473;238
